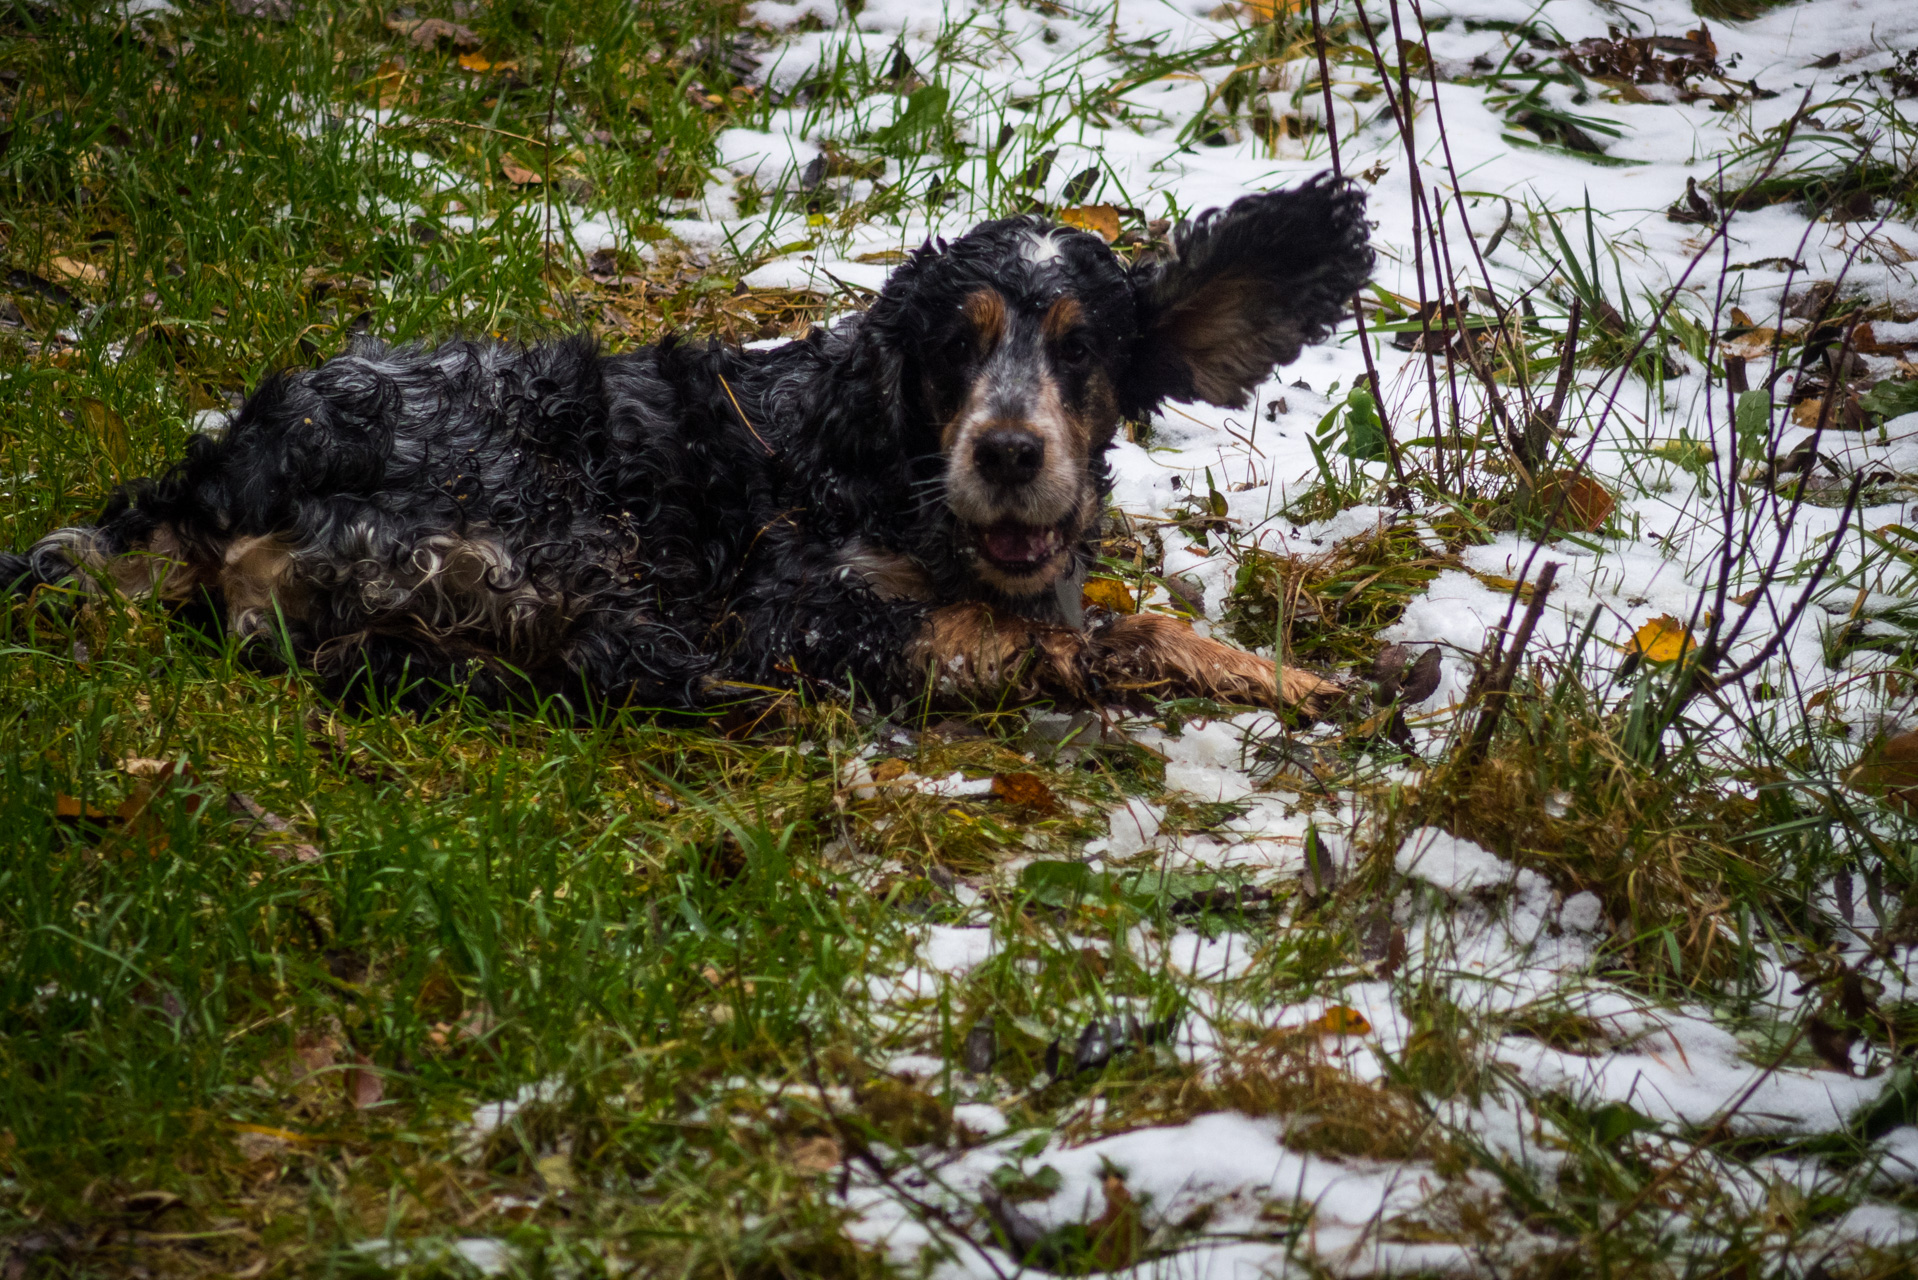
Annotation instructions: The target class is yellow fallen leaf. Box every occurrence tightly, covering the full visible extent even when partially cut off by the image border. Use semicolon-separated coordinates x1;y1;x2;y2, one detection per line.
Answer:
1729;306;1755;327
1475;573;1536;601
869;758;910;784
1628;614;1695;663
1082;576;1137;613
78;398;128;465
457;52;493;72
1242;0;1302;19
48;255;104;285
1303;1006;1372;1036
1059;204;1121;243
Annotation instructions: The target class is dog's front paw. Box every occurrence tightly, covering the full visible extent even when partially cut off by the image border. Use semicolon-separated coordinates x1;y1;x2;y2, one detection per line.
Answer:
1090;613;1342;715
908;602;1089;703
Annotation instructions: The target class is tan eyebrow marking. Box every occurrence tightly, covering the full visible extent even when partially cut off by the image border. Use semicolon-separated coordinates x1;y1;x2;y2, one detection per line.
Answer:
963;288;1008;352
1041;295;1084;342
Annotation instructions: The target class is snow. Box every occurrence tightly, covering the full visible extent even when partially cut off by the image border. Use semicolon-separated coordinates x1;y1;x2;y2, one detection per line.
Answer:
1394;827;1518;896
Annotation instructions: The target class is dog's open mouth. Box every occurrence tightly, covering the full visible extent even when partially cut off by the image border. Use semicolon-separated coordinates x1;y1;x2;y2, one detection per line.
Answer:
976;521;1065;572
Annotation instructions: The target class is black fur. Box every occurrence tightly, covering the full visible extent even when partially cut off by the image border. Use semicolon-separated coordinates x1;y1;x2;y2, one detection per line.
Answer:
5;177;1372;714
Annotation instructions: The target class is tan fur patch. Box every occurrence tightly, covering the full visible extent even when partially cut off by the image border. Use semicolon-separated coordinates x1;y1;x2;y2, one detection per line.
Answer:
105;525;201;602
963;288;1008;354
1090;614;1341;715
221;535;306;637
838;543;934;601
907;603;1087;703
1041;295;1084;342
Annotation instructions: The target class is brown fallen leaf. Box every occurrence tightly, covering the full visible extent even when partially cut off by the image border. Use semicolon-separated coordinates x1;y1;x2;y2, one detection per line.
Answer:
1086;1174;1145;1271
499;155;543;185
991;771;1059;812
385;16;481;50
1791;393;1867;430
1851;322;1914;356
344;1053;384;1109
786;1134;842;1174
1059;204;1121;243
78;399;129;466
1081;576;1137;613
869;758;911;784
1532;470;1616;532
1851;728;1918;811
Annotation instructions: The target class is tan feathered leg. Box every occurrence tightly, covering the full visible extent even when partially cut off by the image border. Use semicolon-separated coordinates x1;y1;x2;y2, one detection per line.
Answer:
1089;613;1342;716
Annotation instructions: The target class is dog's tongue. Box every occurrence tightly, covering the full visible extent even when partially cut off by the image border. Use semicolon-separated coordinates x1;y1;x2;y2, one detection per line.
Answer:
981;523;1054;566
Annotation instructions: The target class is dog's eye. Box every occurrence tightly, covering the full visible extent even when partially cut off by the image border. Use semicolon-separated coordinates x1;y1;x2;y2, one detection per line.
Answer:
944;331;977;364
1056;334;1093;367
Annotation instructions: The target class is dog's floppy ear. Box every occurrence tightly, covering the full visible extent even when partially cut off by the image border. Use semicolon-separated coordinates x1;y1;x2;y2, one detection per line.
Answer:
1124;175;1372;411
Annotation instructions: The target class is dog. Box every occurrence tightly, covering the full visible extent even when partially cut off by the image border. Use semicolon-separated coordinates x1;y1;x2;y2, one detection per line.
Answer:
3;176;1372;717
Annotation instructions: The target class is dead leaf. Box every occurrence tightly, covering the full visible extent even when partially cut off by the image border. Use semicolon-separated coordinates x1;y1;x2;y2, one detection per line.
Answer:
344;1053;384;1109
1851;322;1916;356
499;155;543;185
48;255;104;285
1791;393;1867;430
1720;327;1781;362
991;771;1058;812
1086;1174;1145;1271
1400;645;1442;704
385;16;481;50
869;758;910;784
1081;576;1137;613
1532;470;1616;532
1240;0;1302;20
534;1152;577;1192
457;51;496;73
1851;729;1918;810
1059;204;1121;243
1628;614;1696;663
1806;1014;1855;1073
77;399;128;466
1475;574;1536;602
121;1190;183;1216
1303;1006;1373;1036
786;1134;842;1174
414;967;464;1022
227;792;322;862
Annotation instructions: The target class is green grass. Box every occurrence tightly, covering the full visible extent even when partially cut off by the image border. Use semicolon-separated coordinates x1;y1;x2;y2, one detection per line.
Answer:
7;1;1918;1276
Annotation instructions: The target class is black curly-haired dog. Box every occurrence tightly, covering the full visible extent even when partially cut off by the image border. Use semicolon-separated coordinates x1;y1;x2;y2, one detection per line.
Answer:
4;177;1371;715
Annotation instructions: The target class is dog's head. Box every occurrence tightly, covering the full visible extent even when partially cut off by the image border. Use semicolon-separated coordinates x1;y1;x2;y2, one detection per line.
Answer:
842;175;1372;605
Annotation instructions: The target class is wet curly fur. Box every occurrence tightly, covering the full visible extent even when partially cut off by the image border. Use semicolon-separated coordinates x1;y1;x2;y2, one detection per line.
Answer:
4;176;1373;715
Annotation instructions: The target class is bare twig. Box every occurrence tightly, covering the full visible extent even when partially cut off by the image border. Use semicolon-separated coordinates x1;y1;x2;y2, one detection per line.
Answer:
1463;561;1559;766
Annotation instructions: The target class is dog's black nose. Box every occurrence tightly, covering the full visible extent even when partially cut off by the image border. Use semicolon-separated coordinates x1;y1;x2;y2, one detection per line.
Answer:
973;428;1045;486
